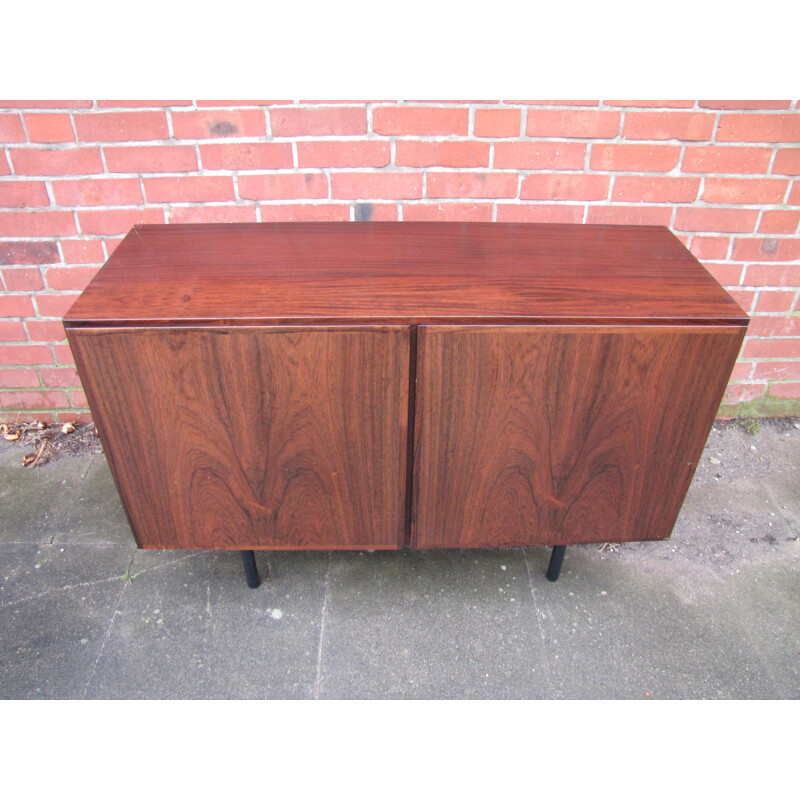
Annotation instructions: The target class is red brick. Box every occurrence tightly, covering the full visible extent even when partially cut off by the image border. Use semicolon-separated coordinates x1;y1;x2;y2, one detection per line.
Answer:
52;178;143;207
612;176;699;203
743;263;800;286
742;338;800;359
474;109;521;138
755;290;797;313
723;383;766;403
0;294;35;316
270;107;366;136
789;182;800;206
257;204;351;222
104;145;198;173
296;140;390;168
733;238;800;262
0;368;39;388
426;172;517;199
354;203;398;221
395;141;490;168
74;111;169;142
39;367;81;387
673;207;759;233
402;203;494;222
97;100;192;108
726;289;756;313
0;390;68;409
69;389;87;407
0;113;25;142
702;178;788;205
770;382;800;399
60;239;105;264
520;101;600;107
773;149;800;176
699;101;793;110
689;236;730;261
237;173;327;200
23;113;75;143
10;147;104;175
495;204;585;224
623;112;714;141
604;100;695;108
171;109;267;139
2;268;43;291
372;106;468;136
704;262;744;286
196;101;292;107
730;361;753;381
26;319;66;342
493;141;586;170
759;210;800;235
0;101;92;109
167;205;257;224
45;266;100;291
330;172;422;200
0;241;59;265
749;316;800;338
0;321;27;341
78;207;164;235
682;146;773;175
526;109;620;139
53;343;75;364
0;210;76;237
144;176;235;203
57;411;92;423
0;181;50;207
521;174;609;201
0;344;53;366
752;361;800;380
716;114;800;143
0;151;9;175
199;143;292;170
585;205;673;226
590;144;681;172
36;293;80;317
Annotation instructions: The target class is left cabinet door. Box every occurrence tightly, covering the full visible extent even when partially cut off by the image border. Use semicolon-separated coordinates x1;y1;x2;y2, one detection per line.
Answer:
68;326;411;550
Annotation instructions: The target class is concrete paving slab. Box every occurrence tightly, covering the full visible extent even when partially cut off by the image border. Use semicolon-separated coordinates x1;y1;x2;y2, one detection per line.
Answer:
0;542;134;699
525;548;788;699
318;549;552;699
0;450;94;544
55;456;134;546
83;549;329;699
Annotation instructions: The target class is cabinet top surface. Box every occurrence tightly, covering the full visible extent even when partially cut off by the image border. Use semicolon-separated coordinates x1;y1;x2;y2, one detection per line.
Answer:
64;222;748;326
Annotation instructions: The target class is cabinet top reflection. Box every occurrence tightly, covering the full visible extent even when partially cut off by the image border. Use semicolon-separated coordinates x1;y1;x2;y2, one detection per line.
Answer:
64;222;748;327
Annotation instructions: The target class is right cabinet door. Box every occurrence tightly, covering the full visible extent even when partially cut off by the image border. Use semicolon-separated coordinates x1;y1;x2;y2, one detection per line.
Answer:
412;324;744;548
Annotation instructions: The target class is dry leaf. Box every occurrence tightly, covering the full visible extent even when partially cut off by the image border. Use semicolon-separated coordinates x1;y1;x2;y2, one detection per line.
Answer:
35;421;47;430
61;423;76;434
22;453;37;467
2;423;21;441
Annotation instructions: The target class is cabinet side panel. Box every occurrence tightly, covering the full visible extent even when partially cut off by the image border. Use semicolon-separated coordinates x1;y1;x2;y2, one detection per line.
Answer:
413;325;744;548
70;326;409;550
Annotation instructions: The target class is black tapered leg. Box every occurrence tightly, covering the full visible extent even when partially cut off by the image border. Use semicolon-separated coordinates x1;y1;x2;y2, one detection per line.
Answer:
546;545;566;582
241;550;261;589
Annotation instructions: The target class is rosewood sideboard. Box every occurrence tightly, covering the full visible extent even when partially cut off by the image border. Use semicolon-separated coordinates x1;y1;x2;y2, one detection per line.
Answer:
64;222;748;585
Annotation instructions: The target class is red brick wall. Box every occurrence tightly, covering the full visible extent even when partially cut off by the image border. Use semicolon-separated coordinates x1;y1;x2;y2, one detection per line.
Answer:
1;100;798;422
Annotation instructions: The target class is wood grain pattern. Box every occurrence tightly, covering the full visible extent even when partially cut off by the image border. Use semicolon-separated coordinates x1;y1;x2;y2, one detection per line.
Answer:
412;325;745;548
69;326;409;550
64;222;747;327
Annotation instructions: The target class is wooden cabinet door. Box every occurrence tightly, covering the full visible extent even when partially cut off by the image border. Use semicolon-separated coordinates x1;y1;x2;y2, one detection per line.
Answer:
412;325;744;548
69;326;410;550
